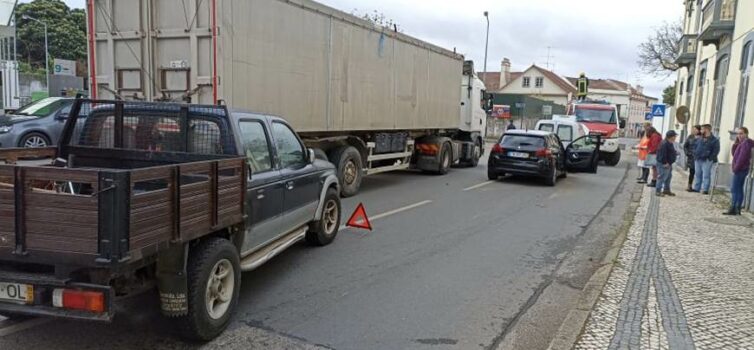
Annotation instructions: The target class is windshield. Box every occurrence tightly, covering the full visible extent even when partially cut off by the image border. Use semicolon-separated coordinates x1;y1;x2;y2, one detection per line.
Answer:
500;135;545;148
14;97;69;117
574;107;616;124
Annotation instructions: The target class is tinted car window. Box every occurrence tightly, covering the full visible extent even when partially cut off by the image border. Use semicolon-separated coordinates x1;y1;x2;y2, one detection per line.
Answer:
271;122;305;168
557;125;573;142
500;135;545;148
239;121;273;173
538;123;555;133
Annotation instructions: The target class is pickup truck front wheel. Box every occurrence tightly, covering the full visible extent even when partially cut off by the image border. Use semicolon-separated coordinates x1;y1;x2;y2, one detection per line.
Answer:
306;188;341;246
179;238;241;341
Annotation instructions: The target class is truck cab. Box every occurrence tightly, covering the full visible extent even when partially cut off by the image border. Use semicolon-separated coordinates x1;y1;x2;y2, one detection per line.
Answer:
567;100;625;166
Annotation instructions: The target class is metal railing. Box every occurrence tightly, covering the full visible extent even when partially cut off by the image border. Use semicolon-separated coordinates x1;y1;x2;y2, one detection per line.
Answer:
702;0;736;29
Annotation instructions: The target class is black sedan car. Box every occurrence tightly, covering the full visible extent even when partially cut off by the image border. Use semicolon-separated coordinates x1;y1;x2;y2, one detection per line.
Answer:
487;130;600;186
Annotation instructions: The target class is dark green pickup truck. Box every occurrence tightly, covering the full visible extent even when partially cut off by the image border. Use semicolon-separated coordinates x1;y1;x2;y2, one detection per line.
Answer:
0;99;341;340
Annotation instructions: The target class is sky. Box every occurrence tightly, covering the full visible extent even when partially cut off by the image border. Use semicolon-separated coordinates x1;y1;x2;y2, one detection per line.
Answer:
50;0;680;98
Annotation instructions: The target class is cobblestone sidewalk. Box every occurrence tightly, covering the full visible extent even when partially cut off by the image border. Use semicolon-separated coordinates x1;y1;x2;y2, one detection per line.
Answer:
575;170;754;350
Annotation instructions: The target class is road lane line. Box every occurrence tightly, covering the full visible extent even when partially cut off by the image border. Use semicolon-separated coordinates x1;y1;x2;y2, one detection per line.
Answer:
463;181;494;191
0;318;52;337
340;200;433;231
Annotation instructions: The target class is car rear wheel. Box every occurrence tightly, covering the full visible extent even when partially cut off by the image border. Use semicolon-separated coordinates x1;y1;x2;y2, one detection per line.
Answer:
179;238;241;341
487;168;499;181
544;164;557;187
306;188;341;246
19;132;50;148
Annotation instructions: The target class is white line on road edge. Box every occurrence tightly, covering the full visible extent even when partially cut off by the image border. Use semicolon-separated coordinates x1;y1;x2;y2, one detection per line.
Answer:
340;200;433;231
0;318;52;338
463;181;495;191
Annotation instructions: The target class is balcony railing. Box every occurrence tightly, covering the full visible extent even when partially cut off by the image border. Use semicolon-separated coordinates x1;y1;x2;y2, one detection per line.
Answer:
676;34;698;68
700;0;736;46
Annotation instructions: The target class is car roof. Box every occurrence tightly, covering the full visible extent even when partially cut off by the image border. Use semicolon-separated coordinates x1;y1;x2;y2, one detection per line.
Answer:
504;129;552;137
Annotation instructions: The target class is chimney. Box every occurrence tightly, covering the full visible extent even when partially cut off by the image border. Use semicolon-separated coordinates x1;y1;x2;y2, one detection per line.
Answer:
636;85;644;94
500;58;511;88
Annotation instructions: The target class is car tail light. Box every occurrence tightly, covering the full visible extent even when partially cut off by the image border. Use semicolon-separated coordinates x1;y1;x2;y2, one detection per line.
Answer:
535;148;552;158
417;144;440;155
52;289;105;313
491;144;505;154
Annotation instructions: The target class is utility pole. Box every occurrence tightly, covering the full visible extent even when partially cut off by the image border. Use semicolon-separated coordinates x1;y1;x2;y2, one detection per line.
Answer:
483;11;489;80
23;15;49;96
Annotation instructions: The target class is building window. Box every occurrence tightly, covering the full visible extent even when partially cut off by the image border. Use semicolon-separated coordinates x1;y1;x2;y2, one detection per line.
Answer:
535;77;544;88
711;55;730;133
736;41;753;127
522;77;531;88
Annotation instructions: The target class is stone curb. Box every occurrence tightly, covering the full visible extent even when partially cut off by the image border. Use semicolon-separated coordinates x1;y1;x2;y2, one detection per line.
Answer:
546;181;645;350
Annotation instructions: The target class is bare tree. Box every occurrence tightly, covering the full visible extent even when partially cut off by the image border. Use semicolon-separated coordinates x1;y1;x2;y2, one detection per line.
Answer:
352;9;402;32
637;20;683;76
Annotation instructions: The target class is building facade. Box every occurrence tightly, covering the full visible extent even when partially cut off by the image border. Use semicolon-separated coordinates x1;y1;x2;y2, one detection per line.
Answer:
675;0;753;162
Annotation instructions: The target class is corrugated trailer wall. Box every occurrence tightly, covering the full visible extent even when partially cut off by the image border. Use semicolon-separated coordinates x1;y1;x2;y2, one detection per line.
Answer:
89;0;463;133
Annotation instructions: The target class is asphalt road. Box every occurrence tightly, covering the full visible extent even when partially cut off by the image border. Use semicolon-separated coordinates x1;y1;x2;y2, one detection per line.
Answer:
0;145;636;350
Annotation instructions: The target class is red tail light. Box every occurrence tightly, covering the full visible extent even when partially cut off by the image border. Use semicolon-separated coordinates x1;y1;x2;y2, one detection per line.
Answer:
53;289;106;313
417;144;440;155
535;148;552;158
491;144;505;154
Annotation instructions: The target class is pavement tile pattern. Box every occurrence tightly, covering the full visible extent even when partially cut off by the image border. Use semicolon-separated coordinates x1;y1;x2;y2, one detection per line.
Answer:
575;173;754;350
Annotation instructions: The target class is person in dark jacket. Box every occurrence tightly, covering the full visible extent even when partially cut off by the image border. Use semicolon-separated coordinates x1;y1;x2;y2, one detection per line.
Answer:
656;130;678;196
692;124;720;194
683;125;701;191
506;121;516;130
725;127;754;215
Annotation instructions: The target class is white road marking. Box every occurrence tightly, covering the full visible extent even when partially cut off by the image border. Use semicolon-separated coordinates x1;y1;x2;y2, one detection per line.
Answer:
463;181;495;191
0;317;52;337
341;200;433;231
548;192;560;200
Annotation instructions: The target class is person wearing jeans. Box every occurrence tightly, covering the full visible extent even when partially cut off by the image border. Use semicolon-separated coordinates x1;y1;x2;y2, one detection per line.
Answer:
656;130;678;196
692;124;720;194
725;127;754;215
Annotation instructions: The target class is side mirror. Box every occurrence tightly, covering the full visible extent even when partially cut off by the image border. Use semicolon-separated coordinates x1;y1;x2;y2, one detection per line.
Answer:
308;148;316;164
619;118;626;129
55;111;69;120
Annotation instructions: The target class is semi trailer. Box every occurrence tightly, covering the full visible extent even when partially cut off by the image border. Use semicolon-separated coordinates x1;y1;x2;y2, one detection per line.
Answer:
86;0;489;196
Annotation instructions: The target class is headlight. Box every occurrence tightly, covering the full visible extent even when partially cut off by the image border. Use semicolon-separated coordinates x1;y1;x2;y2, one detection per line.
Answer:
0;125;12;134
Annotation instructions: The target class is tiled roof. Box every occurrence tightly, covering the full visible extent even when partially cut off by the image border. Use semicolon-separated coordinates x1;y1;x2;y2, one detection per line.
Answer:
479;72;501;91
532;65;577;94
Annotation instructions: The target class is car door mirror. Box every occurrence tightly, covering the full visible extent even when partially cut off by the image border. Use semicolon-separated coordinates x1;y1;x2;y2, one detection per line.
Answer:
55;111;69;120
619;118;626;129
307;148;316;164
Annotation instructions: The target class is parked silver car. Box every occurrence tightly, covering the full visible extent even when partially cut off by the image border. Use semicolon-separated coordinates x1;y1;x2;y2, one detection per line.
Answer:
0;97;79;148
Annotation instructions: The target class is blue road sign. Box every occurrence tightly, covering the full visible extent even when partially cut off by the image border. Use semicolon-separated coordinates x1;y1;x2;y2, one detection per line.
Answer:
645;113;654;121
651;104;666;117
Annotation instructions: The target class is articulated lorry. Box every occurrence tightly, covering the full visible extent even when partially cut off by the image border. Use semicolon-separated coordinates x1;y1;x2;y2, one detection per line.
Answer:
86;0;489;196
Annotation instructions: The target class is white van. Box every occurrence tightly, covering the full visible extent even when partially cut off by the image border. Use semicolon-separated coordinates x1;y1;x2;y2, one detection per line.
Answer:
535;115;589;147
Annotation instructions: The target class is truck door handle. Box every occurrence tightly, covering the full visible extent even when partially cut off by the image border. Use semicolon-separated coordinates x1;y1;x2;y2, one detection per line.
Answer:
256;189;265;199
286;181;295;190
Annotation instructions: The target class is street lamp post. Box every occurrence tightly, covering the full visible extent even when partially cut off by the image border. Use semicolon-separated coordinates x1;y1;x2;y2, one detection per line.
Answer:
22;15;49;96
483;11;489;80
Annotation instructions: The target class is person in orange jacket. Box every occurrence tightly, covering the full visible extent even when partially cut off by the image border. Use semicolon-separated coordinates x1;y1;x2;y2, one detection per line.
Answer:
636;123;653;184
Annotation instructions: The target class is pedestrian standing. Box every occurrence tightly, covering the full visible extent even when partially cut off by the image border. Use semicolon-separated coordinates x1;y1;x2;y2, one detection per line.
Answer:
683;125;701;191
646;126;662;188
692;124;721;194
724;127;754;215
636;123;652;184
656;130;678;197
506;120;516;130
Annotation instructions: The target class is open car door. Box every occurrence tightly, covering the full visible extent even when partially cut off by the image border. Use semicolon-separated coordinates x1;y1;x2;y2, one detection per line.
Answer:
565;135;601;172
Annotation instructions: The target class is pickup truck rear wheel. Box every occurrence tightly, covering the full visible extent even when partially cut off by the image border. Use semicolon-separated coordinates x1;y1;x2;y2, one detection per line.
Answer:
329;146;363;197
306;188;341;246
179;238;241;341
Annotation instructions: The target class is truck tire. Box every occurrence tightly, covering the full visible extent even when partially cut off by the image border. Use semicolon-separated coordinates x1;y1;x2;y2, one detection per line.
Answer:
306;188;341;246
436;143;451;175
179;238;241;341
329;146;363;197
463;139;482;167
604;150;621;166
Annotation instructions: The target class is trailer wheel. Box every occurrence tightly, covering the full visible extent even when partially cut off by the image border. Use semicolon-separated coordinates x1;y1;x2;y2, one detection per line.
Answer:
436;143;451;175
306;188;341;246
179;238;241;341
330;146;363;197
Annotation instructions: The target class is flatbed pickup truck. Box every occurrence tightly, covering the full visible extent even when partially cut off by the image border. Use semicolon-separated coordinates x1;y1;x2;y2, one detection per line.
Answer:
0;99;341;340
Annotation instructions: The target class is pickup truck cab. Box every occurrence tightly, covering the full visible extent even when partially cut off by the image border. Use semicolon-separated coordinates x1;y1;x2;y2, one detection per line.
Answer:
0;99;340;341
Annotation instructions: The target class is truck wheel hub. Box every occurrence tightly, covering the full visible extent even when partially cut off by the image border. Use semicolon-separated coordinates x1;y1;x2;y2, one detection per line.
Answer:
344;161;358;184
205;259;234;320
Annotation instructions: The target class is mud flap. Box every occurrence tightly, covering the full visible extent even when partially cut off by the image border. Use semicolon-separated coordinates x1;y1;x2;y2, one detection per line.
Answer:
156;243;189;317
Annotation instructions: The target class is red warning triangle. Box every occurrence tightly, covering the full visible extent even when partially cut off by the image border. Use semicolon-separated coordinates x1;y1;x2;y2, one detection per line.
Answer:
346;203;372;231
